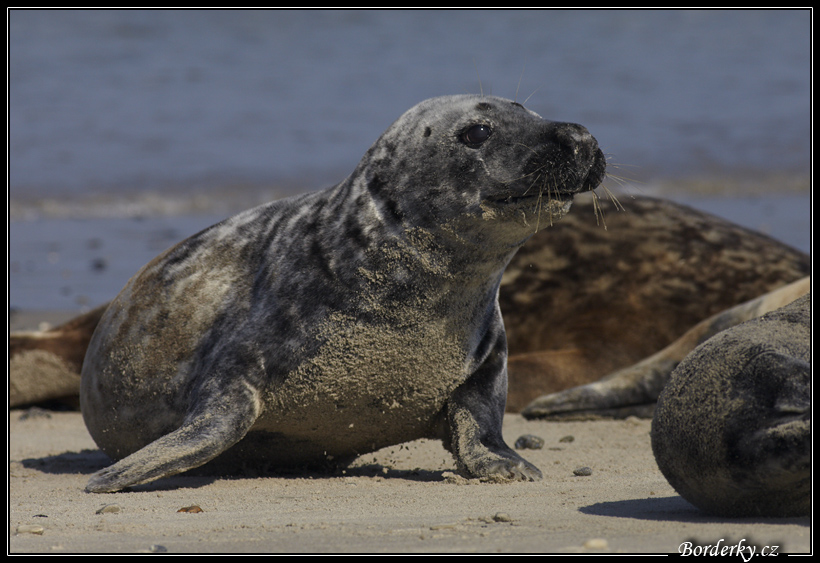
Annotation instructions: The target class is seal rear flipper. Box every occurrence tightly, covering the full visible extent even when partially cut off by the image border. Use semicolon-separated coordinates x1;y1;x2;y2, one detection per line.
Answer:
86;395;261;493
519;360;671;420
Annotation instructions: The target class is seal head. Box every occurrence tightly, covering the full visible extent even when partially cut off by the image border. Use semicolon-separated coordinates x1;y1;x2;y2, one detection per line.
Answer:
356;96;605;240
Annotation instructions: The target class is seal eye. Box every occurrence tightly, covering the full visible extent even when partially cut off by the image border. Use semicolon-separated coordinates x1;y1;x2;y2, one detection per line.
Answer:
460;124;492;148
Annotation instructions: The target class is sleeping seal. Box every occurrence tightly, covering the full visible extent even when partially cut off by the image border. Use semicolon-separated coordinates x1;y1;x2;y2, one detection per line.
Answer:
651;293;810;517
79;94;606;492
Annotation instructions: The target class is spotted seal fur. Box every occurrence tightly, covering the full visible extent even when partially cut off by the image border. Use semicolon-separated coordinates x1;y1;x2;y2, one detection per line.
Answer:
651;292;810;517
10;197;808;413
77;94;605;493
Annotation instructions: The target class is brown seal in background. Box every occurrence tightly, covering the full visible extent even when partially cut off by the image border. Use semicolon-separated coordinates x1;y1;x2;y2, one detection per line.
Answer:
11;195;809;417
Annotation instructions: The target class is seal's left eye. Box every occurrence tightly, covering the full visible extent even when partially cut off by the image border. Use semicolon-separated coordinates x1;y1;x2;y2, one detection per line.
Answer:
461;124;492;148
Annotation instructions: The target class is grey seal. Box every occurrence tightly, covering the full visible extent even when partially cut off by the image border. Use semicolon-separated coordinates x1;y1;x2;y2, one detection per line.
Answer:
79;94;606;493
651;293;810;517
11;197;808;412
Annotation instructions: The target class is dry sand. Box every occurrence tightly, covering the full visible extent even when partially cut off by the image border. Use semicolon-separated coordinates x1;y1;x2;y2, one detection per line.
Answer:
7;312;812;554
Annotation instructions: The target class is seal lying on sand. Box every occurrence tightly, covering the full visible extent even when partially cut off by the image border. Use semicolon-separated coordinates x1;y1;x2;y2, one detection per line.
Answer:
520;275;810;419
10;197;809;413
78;94;605;492
10;305;107;409
651;293;811;517
503;194;809;413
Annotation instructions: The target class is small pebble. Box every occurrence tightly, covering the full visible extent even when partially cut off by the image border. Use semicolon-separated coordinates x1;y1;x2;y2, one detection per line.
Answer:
573;466;593;476
149;545;168;553
584;538;609;550
16;524;45;535
514;434;544;450
429;523;459;530
177;505;203;513
18;407;52;421
559;435;575;443
492;512;512;523
96;504;122;514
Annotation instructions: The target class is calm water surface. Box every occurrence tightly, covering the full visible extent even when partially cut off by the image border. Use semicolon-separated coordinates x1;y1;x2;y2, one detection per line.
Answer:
8;9;811;310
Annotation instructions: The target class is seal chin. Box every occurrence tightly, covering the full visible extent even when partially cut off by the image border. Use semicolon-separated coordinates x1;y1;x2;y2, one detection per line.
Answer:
489;190;574;207
538;197;574;220
487;194;574;225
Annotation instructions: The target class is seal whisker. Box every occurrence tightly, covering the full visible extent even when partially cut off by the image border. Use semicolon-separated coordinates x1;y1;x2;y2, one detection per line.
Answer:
540;175;560;229
523;87;542;106
524;173;542;199
591;189;608;229
601;171;634;191
514;64;526;103
601;156;645;196
599;183;625;211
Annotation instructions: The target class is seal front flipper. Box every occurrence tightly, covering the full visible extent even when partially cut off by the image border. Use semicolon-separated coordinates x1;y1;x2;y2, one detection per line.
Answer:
443;337;542;481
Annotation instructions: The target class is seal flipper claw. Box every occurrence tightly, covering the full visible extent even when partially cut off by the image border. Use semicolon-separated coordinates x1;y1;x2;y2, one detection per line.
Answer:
446;399;543;482
446;400;542;481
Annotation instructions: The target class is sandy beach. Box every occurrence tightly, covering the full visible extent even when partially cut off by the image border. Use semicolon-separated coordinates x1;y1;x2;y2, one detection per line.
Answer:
9;410;811;554
8;315;811;555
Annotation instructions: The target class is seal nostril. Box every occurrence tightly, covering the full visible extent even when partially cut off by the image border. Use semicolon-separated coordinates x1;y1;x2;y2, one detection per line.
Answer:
548;122;599;166
551;123;593;150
